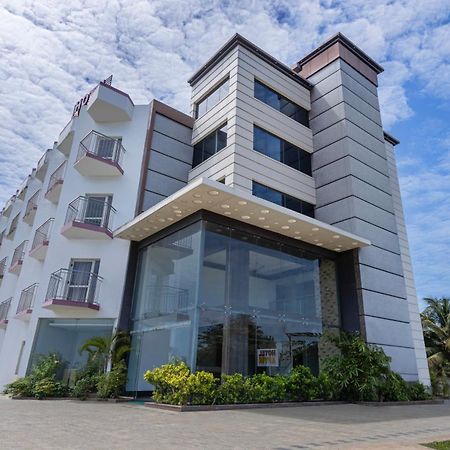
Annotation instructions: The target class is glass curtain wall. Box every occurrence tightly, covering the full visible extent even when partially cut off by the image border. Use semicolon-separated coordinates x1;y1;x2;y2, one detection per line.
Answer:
128;219;336;391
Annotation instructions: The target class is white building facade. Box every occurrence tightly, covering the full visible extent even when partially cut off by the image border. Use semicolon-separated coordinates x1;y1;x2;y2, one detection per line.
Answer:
0;34;429;391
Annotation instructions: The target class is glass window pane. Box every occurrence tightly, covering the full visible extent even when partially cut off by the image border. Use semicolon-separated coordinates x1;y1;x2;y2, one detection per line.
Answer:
253;126;281;161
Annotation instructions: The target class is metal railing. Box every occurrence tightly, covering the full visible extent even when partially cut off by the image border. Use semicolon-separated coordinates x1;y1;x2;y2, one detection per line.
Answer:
24;190;40;220
65;196;116;232
77;131;125;167
0;230;4;247
46;268;103;306
46;161;66;194
142;285;190;318
0;298;11;322
31;218;54;252
17;283;38;314
11;241;27;268
0;257;7;278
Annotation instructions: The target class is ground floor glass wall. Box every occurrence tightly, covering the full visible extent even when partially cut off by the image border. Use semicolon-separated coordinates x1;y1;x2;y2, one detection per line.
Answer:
127;220;340;392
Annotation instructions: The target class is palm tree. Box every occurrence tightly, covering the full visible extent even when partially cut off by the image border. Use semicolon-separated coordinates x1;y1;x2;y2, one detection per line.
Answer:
79;330;131;374
420;297;450;394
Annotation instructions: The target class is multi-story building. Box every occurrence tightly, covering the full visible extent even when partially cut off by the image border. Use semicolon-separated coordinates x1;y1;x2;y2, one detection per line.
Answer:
0;33;430;392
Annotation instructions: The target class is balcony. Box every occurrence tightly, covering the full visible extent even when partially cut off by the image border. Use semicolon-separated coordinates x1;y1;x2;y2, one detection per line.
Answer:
74;131;125;177
0;298;11;327
43;268;102;311
16;175;30;201
45;161;66;203
87;83;133;123
2;195;16;218
35;150;50;182
57;118;75;156
23;190;40;225
29;218;54;261
7;213;19;240
0;257;7;281
16;283;37;319
61;196;115;239
0;230;4;248
9;240;27;275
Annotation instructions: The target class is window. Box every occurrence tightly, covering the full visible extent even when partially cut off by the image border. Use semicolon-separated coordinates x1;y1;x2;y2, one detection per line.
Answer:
253;126;312;176
253;182;315;218
254;79;309;127
67;259;100;303
192;124;227;168
84;195;112;226
195;78;229;118
95;136;121;159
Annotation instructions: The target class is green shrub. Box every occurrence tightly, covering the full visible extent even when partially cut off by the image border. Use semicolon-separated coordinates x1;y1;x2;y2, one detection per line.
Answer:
4;353;67;398
4;377;34;397
245;373;286;403
216;374;248;404
322;331;391;401
33;378;67;399
316;372;334;400
187;371;217;405
144;360;192;405
96;361;127;399
285;366;318;401
379;372;409;401
407;382;431;401
70;360;101;399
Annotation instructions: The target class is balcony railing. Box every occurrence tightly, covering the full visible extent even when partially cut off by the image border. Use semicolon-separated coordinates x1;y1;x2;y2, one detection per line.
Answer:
64;196;116;233
142;285;190;318
23;190;40;224
45;161;66;202
45;268;103;308
0;257;7;279
17;283;38;315
30;218;54;260
0;230;4;247
0;298;11;324
10;240;27;272
77;131;125;168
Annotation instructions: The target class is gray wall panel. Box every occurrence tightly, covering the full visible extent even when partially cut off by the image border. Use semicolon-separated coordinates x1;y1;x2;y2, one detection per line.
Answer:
153;113;192;143
365;316;414;348
150;151;190;182
146;170;186;196
151;132;193;164
362;291;410;323
359;265;406;299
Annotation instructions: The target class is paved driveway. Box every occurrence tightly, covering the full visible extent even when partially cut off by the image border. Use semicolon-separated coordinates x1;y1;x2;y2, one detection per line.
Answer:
1;395;450;449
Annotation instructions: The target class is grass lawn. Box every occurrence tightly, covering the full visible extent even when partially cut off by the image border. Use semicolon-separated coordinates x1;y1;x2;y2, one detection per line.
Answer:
423;441;450;449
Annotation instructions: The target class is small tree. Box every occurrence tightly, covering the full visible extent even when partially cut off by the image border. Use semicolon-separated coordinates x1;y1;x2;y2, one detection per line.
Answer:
421;297;450;396
79;330;131;374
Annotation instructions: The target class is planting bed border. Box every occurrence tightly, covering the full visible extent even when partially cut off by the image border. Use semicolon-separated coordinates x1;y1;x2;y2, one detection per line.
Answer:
10;395;133;403
355;399;443;407
144;400;346;412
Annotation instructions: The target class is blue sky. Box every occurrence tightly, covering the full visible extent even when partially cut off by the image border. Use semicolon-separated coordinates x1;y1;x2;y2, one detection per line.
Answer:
0;0;449;303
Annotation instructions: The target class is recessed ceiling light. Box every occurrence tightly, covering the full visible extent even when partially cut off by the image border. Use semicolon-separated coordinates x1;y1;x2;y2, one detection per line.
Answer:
313;239;319;242
334;248;341;251
263;225;270;229
312;227;319;231
158;218;166;222
294;236;302;240
193;194;202;198
238;200;247;205
316;243;323;246
294;231;301;235
352;242;358;245
288;219;296;223
172;205;179;209
258;217;265;221
167;218;174;221
281;225;290;230
143;227;150;231
241;215;250;220
274;222;279;225
224;211;231;215
333;235;340;239
193;199;203;204
208;190;219;196
130;234;136;238
174;210;182;214
221;204;230;209
260;209;270;214
152;226;158;229
338;244;343;248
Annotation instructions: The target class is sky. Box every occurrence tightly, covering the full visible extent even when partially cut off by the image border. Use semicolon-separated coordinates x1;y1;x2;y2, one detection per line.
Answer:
0;0;449;303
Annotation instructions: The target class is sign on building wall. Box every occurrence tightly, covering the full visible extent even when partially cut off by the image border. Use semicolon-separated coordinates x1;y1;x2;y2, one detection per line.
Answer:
257;348;279;367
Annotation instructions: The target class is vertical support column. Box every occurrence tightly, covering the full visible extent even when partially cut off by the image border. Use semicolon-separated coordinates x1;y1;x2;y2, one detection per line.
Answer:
294;34;421;382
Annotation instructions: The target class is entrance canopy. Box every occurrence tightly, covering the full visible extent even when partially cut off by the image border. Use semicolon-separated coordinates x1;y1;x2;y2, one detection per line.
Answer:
114;178;370;252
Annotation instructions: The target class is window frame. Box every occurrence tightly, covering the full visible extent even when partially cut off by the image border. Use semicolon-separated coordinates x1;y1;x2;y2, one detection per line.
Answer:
195;77;230;119
192;123;228;168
